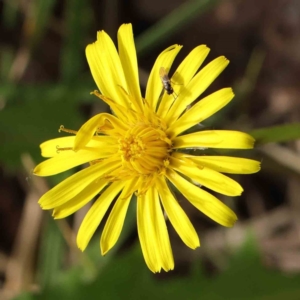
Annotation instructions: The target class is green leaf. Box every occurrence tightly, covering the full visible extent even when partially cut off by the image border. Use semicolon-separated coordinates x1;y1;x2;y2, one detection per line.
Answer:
2;0;19;29
60;0;92;83
14;232;300;300
0;83;86;170
31;0;57;49
37;215;66;289
250;123;300;145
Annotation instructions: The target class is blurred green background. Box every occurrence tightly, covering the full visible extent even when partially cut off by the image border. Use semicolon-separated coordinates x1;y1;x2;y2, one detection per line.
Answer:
1;0;300;299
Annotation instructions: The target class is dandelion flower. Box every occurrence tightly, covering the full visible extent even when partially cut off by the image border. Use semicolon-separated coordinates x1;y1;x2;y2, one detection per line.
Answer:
34;24;260;272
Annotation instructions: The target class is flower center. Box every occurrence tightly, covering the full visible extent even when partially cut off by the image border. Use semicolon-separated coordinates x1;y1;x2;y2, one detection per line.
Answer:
119;124;171;175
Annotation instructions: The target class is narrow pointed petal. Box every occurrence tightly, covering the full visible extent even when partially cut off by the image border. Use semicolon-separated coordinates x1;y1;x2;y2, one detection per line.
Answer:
166;169;237;227
136;188;174;272
168;88;234;138
183;155;261;174
137;193;161;273
74;113;124;151
157;45;210;118
100;179;135;255
171;155;243;196
173;130;255;149
40;135;117;158
173;45;210;87
40;136;75;157
166;56;229;125
118;24;143;112
37;160;120;209
86;30;128;106
53;179;108;219
145;45;182;111
34;148;112;176
150;188;174;271
156;177;200;249
77;181;125;251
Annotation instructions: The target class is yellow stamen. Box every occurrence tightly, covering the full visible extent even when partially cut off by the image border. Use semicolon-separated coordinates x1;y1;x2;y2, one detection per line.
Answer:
56;146;73;153
58;125;77;135
117;123;171;176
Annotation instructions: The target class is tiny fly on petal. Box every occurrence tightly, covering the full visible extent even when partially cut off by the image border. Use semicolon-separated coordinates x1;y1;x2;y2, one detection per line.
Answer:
159;67;174;95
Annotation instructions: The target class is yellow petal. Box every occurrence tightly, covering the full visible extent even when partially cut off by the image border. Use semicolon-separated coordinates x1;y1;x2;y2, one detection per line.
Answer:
157;45;210;118
137;192;161;273
34;147;112;176
168;88;234;138
100;179;135;255
40;136;75;157
86;30;128;106
117;24;143;112
166;169;237;227
74;113;125;151
150;188;174;271
136;188;174;273
156;177;200;249
53;179;108;219
77;181;125;251
145;45;182;111
171;155;243;196
165;56;229;125
184;155;261;174
40;135;117;158
37;159;120;209
173;130;255;149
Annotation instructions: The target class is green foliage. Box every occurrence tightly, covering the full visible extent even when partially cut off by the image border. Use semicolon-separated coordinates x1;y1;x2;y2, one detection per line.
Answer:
38;215;66;289
136;0;220;56
60;0;92;83
0;0;94;170
14;234;300;300
31;0;58;49
0;83;86;170
250;124;300;145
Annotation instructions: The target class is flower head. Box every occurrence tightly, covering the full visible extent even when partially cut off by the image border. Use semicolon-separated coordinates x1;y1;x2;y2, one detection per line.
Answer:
34;24;260;272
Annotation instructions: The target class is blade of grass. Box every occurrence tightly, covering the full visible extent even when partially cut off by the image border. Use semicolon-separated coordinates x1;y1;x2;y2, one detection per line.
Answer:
38;215;65;289
2;0;19;29
31;0;57;48
60;0;91;83
250;123;300;145
135;0;220;56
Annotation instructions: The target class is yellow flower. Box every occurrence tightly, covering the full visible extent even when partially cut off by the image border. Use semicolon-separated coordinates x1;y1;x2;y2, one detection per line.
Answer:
34;24;260;273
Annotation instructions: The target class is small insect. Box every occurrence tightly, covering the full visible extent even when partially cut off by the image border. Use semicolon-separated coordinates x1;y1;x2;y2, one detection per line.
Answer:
159;67;174;96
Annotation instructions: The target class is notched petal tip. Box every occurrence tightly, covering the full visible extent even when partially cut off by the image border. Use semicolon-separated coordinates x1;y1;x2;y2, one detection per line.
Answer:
246;160;261;174
221;56;230;64
228;87;235;97
228;214;238;227
77;239;87;252
96;30;107;40
85;43;93;52
100;244;109;256
33;164;48;177
52;210;67;220
33;166;39;175
77;242;85;252
162;265;175;272
257;162;262;172
236;185;244;196
193;239;201;249
118;23;132;31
